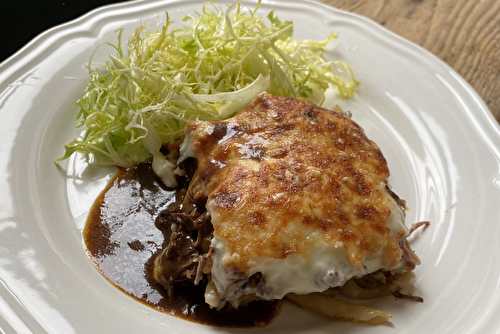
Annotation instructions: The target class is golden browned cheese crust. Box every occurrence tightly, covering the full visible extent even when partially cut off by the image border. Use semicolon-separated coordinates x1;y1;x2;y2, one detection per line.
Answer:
185;93;405;273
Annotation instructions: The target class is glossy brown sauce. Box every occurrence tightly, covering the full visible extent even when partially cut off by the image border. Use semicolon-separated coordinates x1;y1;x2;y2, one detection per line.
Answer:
83;163;280;327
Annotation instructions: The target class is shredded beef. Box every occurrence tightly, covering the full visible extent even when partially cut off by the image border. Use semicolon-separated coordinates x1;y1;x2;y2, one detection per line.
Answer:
152;160;214;299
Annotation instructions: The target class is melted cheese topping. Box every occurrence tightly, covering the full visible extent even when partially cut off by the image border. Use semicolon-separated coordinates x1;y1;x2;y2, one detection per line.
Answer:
181;94;417;308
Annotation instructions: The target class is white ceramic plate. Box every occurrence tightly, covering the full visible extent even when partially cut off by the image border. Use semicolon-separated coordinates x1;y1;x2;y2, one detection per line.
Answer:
1;0;500;333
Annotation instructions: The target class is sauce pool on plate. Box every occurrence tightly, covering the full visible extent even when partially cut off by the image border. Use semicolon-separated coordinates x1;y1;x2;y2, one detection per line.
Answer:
83;163;280;327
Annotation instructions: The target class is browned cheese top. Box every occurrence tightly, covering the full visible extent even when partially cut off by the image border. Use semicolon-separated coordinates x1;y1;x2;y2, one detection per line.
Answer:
185;93;405;273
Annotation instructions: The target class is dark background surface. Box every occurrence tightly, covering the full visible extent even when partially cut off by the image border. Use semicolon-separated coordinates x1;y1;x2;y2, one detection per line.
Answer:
1;0;129;63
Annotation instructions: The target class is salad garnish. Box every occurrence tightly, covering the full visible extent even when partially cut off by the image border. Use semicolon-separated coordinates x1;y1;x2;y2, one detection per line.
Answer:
59;0;358;167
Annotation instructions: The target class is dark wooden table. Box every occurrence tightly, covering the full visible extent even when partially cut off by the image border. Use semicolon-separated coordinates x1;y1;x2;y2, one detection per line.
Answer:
318;0;500;122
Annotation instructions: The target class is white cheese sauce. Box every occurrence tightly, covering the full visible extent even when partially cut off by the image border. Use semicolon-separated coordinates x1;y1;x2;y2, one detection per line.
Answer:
205;191;408;309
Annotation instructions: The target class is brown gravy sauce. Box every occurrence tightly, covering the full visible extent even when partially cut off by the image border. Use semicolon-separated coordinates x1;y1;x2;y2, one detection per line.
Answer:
83;163;280;327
